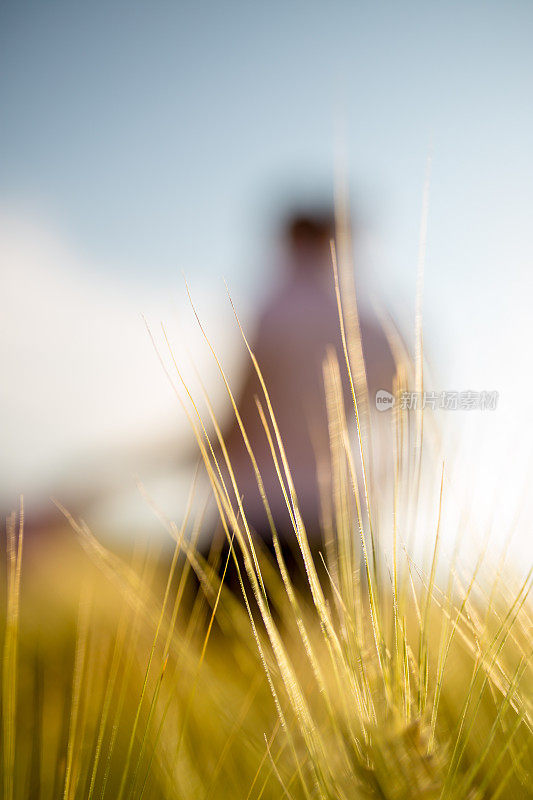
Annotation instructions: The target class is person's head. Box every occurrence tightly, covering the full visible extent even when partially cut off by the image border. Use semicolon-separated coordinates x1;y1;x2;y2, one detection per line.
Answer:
284;210;335;273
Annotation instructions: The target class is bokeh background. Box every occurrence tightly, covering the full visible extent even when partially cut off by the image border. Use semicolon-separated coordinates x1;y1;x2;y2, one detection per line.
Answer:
1;1;532;564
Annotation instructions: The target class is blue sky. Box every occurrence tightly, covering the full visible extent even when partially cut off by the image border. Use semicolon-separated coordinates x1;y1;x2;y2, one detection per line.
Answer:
1;0;532;293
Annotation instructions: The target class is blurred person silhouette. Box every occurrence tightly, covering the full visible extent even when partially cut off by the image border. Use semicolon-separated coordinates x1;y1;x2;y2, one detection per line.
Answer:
219;208;395;578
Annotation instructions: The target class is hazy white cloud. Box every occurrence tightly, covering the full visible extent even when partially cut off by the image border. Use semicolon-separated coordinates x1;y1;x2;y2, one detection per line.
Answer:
0;211;256;529
0;212;185;512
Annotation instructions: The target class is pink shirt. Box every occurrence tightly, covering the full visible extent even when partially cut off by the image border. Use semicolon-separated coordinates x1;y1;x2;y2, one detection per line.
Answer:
225;266;393;539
